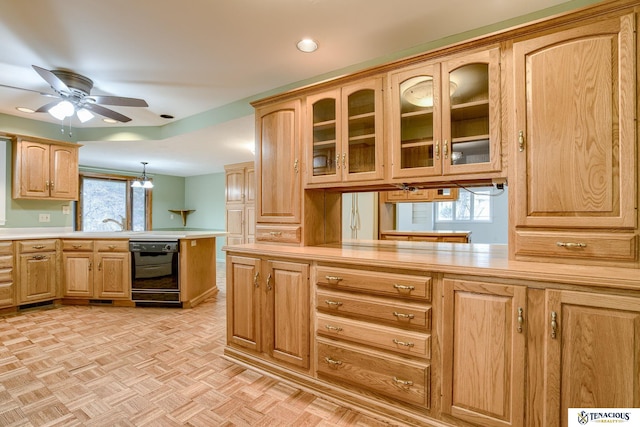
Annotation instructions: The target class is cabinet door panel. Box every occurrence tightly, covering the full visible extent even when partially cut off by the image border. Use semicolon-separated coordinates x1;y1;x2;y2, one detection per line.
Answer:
225;168;245;203
514;15;635;228
265;260;309;369
545;291;640;427
63;253;93;297
95;253;130;299
50;145;79;200
19;142;49;197
442;278;525;427
227;256;261;351
19;253;56;303
256;100;301;223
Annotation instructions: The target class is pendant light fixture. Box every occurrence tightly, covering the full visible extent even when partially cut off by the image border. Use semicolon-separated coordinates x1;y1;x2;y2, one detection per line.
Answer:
131;162;154;188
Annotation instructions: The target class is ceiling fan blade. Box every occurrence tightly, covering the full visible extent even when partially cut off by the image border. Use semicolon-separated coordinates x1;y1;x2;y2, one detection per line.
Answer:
32;65;71;95
89;95;148;107
84;103;132;123
34;100;63;113
0;83;58;98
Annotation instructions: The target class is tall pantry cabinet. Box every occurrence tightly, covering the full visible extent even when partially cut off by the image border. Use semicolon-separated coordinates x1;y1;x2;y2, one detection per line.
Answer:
225;162;255;246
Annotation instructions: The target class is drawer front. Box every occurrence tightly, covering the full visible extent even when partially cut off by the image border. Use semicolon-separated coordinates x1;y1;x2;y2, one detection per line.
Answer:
0;282;14;308
255;225;301;244
317;290;431;330
0;255;13;270
0;269;13;282
62;240;94;251
515;230;637;261
316;266;431;300
317;313;431;359
317;341;429;407
95;240;129;252
0;241;12;255
18;240;57;253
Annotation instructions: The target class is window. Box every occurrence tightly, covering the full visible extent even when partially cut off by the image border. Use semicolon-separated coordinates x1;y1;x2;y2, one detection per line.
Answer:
77;173;151;231
436;189;491;222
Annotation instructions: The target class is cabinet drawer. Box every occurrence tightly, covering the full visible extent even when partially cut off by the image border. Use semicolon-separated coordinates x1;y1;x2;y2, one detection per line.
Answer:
0;255;13;270
0;241;12;255
317;313;431;359
255;225;301;244
0;269;12;282
317;290;431;330
95;240;129;252
0;282;14;308
316;266;431;300
62;240;94;251
515;230;637;261
18;240;57;253
317;340;430;407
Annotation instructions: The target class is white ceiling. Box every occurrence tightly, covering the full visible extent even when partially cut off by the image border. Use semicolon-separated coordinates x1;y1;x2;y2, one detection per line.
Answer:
0;0;584;177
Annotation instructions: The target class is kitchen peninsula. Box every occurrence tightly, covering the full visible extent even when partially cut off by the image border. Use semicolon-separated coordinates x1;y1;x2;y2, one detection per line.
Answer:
224;1;640;426
0;229;225;313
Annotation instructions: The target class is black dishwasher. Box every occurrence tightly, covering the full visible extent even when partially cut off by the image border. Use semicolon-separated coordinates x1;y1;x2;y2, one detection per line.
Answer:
129;240;180;305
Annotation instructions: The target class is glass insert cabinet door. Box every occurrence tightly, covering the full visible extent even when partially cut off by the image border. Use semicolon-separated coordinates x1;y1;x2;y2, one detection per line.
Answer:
390;62;442;179
390;48;501;179
307;78;383;184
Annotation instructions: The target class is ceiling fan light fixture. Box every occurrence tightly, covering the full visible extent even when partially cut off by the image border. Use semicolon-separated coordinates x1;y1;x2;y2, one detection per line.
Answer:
49;100;75;120
103;118;118;124
16;107;35;114
76;108;94;123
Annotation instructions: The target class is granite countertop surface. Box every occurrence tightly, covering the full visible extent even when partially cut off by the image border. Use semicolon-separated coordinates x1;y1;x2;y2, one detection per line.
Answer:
0;227;227;240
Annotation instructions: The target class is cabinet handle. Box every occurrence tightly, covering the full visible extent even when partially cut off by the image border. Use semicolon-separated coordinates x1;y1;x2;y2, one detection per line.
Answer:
98;261;102;271
393;311;415;320
335;154;341;169
108;245;117;250
550;311;558;339
89;261;92;271
31;255;47;260
253;271;260;288
294;159;299;173
517;307;524;333
342;153;346;170
269;231;282;237
325;324;343;332
266;273;272;291
50;181;54;190
393;284;415;292
324;357;342;366
324;300;343;307
443;139;449;159
392;339;414;348
392;377;413;387
556;241;587;248
518;130;525;152
72;244;82;249
32;245;45;249
435;140;440;160
325;275;343;283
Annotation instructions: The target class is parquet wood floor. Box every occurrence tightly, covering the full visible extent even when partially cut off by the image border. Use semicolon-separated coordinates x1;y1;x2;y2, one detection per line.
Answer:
0;264;398;427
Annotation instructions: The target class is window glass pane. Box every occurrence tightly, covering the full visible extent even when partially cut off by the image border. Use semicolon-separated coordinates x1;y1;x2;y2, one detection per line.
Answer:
132;187;146;231
81;178;127;231
473;191;491;221
455;191;471;220
436;202;454;221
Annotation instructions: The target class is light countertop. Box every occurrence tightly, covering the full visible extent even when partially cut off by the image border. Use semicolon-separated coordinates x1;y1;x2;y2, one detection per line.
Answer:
0;227;227;241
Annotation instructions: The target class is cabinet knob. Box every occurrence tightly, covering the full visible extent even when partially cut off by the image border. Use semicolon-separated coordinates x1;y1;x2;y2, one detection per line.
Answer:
518;130;525;152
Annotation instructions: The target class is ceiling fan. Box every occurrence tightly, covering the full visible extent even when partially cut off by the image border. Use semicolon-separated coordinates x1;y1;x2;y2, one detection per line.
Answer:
0;65;148;123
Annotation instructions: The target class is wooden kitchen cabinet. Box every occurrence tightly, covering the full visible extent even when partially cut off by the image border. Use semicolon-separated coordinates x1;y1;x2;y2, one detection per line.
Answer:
0;242;15;308
442;278;526;427
512;13;637;265
538;290;640;427
225;162;255;245
226;254;311;371
306;77;384;185
12;138;80;200
62;239;130;301
388;47;501;181
17;240;58;304
255;99;302;226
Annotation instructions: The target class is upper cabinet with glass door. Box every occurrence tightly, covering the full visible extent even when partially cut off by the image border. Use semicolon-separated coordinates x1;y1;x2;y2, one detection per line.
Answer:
389;47;501;180
306;77;384;186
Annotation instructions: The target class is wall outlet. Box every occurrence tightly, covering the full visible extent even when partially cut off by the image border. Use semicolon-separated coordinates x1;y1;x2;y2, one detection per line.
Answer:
39;213;51;223
62;205;71;215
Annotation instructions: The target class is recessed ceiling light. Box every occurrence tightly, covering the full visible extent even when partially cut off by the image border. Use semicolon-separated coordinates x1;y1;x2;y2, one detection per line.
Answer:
16;107;34;113
296;38;318;53
103;118;118;124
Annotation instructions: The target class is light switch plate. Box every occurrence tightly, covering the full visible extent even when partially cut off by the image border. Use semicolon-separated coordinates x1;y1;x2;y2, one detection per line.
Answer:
39;213;51;222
